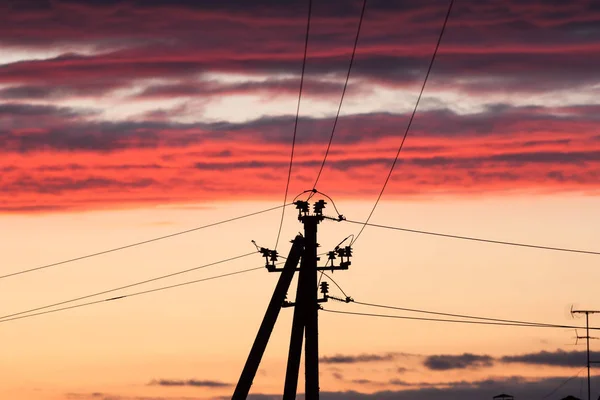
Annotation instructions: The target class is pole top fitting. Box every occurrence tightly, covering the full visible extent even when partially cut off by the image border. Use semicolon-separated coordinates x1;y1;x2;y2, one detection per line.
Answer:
293;200;327;221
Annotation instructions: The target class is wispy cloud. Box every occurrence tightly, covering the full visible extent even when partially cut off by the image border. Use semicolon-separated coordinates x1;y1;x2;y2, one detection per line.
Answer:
240;375;600;400
501;349;600;367
320;353;403;364
423;353;495;371
149;379;232;388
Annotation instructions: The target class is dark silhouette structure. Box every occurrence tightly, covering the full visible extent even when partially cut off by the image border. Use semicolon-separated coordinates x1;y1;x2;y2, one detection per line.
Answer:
571;309;600;400
233;200;351;399
493;394;514;400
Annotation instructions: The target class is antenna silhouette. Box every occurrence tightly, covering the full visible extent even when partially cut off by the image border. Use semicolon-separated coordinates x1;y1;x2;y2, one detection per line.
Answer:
571;308;600;400
573;329;600;346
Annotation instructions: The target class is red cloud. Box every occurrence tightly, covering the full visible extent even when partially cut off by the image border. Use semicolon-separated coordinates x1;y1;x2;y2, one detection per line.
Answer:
1;1;600;212
1;103;599;212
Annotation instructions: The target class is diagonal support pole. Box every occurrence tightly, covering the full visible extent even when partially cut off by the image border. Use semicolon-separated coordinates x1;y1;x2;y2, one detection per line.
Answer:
283;246;309;399
232;235;304;400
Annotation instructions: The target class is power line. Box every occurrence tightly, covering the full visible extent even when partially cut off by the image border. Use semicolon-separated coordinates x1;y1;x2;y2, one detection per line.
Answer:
0;266;263;324
0;252;256;321
352;300;566;328
317;270;598;329
312;0;367;189
275;0;313;251
306;189;343;217
352;0;455;246
540;368;584;400
1;204;289;281
320;271;350;299
321;308;599;330
344;219;600;256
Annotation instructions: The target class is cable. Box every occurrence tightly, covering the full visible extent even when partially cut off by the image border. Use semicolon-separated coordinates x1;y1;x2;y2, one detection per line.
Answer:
312;0;367;189
352;300;563;328
305;189;344;219
275;0;313;251
0;266;263;324
321;309;599;330
344;219;600;256
0;252;256;321
1;204;289;280
352;0;455;246
540;368;584;400
334;234;354;249
320;271;350;298
293;189;315;203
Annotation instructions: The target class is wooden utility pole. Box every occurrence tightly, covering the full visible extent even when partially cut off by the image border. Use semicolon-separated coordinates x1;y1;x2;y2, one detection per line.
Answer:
232;235;304;399
233;200;350;400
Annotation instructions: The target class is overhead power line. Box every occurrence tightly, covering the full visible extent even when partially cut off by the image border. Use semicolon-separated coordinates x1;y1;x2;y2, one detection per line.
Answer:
320;271;350;298
275;0;313;251
344;219;600;256
312;0;368;189
321;308;600;330
352;300;567;328
0;266;263;324
0;204;287;281
0;252;256;321
352;0;455;246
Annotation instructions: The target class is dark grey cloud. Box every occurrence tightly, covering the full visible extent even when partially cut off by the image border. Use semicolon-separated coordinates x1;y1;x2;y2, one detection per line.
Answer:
0;82;121;99
0;103;85;118
409;150;600;169
1;103;597;153
237;375;600;400
136;77;345;100
3;176;158;195
320;349;600;372
501;350;600;367
67;392;203;400
423;353;494;371
320;353;398;364
2;0;600;97
149;378;232;388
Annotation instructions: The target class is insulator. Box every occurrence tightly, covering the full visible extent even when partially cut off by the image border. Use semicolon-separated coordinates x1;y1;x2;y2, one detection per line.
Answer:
269;250;278;262
327;251;336;261
320;281;329;295
294;200;310;213
344;246;353;257
313;200;327;215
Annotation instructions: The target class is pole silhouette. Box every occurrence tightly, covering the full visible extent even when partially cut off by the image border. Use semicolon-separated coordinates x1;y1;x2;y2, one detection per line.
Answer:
234;200;351;399
233;235;304;399
572;309;600;400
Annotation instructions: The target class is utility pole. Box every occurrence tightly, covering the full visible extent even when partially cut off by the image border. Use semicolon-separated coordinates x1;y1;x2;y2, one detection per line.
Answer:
233;199;350;400
572;309;600;400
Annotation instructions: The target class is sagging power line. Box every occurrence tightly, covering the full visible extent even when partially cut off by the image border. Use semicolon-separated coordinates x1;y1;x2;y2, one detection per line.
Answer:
0;252;257;321
274;0;314;251
343;219;600;256
0;265;264;324
321;308;600;330
1;204;289;281
352;0;455;246
312;0;368;190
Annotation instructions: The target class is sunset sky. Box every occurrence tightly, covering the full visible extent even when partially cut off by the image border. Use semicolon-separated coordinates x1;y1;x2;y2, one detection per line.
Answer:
1;0;600;399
